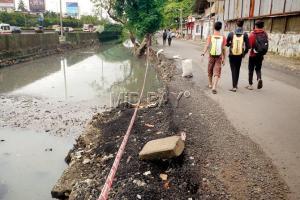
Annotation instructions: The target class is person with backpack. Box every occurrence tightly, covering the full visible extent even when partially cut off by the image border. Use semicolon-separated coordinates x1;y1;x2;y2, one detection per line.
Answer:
246;20;269;90
201;21;227;94
163;29;168;46
226;20;250;92
167;29;173;46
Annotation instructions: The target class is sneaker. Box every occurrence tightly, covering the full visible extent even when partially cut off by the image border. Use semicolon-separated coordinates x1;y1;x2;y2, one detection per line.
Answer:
257;79;263;89
229;88;237;92
246;85;253;90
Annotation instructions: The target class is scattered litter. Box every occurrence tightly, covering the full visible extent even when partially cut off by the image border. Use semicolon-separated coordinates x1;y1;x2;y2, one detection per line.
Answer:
176;92;184;107
137;194;142;199
177;92;184;101
173;55;181;59
189;156;194;160
163;181;170;189
165;168;172;173
188;113;192;116
143;171;151;176
184;90;191;98
101;154;114;162
84;179;93;186
145;124;155;128
147;103;158;108
160;174;168;181
181;132;187;141
156;131;163;135
126;156;132;164
156;49;164;57
182;59;193;77
83;158;91;164
133;180;146;187
74;150;84;159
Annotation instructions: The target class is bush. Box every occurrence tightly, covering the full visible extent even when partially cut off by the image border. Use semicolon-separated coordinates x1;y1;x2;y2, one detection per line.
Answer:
98;24;123;42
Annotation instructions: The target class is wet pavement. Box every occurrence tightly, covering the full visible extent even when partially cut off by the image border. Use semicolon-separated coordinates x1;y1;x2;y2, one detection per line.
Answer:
0;44;161;199
159;39;300;199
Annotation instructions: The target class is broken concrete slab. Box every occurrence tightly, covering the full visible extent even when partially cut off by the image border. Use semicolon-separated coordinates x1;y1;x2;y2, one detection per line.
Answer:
139;136;185;160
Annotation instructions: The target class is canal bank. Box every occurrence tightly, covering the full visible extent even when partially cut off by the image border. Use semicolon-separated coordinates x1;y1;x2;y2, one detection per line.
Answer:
51;45;290;200
0;44;161;200
0;32;100;68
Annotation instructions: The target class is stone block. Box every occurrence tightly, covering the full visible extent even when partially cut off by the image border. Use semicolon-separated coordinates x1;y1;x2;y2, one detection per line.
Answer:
139;136;185;160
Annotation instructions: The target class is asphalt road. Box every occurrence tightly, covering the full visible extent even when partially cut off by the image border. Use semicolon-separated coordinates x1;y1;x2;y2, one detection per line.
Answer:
158;39;300;199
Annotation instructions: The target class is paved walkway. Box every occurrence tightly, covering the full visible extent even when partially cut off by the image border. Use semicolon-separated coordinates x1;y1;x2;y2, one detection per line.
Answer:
158;39;300;199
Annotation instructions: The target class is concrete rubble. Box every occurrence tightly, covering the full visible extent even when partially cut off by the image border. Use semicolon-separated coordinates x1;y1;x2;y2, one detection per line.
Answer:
139;136;185;160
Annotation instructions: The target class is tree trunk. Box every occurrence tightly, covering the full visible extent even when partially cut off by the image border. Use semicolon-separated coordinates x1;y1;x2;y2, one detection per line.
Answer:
134;34;151;57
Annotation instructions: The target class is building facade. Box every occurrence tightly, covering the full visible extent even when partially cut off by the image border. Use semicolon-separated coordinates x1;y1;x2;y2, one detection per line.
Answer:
222;0;300;57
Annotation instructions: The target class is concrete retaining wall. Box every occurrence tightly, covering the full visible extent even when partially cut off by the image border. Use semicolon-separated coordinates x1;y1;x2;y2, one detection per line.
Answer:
65;32;98;45
0;33;59;57
269;33;300;57
0;32;100;67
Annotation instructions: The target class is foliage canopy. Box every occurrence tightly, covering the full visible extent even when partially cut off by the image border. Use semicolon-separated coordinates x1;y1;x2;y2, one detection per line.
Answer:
92;0;164;39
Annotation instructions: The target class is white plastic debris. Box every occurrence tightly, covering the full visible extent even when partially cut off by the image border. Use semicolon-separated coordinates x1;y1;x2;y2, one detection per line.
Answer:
182;59;193;77
143;171;151;176
173;55;181;59
156;49;164;57
82;158;91;165
123;39;134;48
133;180;146;187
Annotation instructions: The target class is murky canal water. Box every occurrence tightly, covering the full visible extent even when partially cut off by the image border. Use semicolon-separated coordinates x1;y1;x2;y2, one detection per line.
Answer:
0;44;161;199
0;129;73;200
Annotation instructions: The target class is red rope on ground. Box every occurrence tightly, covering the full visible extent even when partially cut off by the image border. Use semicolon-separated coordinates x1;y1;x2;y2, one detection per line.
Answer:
98;40;151;200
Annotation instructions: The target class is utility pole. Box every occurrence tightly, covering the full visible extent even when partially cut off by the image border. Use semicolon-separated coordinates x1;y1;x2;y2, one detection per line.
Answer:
180;8;183;37
60;0;63;38
208;0;212;35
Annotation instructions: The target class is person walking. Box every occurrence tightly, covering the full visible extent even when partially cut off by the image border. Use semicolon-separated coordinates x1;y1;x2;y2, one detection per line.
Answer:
246;20;269;90
226;20;250;92
167;29;173;46
163;29;167;46
201;21;227;94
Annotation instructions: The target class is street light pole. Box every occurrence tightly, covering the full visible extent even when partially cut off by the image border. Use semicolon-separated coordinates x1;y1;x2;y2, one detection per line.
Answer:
60;0;63;37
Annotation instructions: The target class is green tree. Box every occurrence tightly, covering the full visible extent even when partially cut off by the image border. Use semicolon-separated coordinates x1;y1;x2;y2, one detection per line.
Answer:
92;0;163;41
162;0;194;28
18;0;27;12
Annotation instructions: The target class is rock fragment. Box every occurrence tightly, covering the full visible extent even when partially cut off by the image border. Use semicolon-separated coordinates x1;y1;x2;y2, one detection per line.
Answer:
139;136;185;160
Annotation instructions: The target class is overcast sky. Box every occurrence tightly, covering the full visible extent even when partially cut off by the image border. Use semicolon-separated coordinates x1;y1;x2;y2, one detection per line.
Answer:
14;0;95;15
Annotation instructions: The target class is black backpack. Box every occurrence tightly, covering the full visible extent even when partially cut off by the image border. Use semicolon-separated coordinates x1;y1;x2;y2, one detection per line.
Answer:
163;32;167;39
254;32;268;55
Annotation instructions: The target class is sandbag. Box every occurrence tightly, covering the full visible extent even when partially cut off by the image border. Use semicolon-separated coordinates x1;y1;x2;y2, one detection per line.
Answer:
182;59;193;77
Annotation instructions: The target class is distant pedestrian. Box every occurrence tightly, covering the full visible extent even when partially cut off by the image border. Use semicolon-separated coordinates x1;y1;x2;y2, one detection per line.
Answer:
246;20;269;90
201;21;226;94
167;29;173;46
226;20;250;92
163;29;167;46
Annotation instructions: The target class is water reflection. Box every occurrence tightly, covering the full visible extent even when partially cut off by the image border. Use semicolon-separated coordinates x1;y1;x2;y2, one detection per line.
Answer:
0;45;161;105
0;128;73;200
